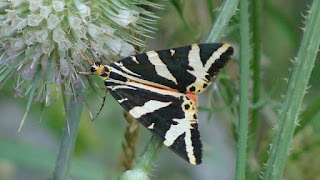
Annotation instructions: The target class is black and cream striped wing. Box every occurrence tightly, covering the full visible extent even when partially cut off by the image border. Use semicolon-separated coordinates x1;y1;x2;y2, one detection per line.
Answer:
110;43;233;94
105;78;202;165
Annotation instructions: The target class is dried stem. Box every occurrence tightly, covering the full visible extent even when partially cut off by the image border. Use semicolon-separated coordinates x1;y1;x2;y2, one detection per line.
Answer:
120;111;140;170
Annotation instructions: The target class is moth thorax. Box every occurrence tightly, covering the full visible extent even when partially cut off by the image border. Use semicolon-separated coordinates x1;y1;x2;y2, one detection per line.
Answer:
99;65;111;79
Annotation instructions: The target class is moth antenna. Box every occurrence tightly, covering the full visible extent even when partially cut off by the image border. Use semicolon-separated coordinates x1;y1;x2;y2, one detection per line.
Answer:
81;50;94;64
92;88;108;121
83;40;103;63
85;38;113;63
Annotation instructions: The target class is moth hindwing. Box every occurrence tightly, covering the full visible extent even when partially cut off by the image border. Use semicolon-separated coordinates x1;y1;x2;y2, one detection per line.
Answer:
90;43;234;165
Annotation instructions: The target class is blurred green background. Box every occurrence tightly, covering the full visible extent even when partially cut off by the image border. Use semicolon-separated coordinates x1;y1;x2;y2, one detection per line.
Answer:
1;0;320;179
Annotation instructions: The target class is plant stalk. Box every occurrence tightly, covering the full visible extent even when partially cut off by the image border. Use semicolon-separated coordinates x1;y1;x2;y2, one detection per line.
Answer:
235;0;250;179
264;1;320;179
134;136;163;172
205;0;239;42
118;136;163;180
52;87;84;180
250;0;262;151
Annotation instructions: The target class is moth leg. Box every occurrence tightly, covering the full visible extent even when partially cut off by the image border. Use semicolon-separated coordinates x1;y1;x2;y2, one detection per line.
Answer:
69;57;92;76
72;63;92;76
77;71;92;75
92;88;108;121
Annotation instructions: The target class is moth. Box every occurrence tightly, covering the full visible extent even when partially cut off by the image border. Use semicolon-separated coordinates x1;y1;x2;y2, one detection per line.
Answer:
81;43;234;165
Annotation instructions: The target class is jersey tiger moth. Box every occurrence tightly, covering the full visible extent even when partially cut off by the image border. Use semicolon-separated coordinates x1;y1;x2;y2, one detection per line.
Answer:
82;43;234;165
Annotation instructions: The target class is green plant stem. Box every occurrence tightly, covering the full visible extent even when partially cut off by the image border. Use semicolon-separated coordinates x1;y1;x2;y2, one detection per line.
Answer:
235;0;250;179
52;87;84;180
250;0;262;152
263;1;320;179
135;136;163;172
118;136;162;180
205;0;239;42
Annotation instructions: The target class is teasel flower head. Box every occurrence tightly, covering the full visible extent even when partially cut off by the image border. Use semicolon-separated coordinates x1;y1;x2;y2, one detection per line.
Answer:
0;0;162;129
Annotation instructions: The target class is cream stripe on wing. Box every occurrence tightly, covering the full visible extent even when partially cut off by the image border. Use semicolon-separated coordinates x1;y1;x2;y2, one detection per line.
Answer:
118;98;128;103
163;117;197;165
146;51;178;84
106;74;183;98
110;67;172;90
114;62;141;77
186;44;231;94
110;85;136;91
131;56;139;64
187;44;206;78
204;43;231;71
188;43;231;74
125;81;182;97
129;100;172;119
163;94;198;165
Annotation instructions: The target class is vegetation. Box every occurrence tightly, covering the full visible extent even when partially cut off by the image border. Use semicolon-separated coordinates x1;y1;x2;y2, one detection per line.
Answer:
0;0;320;179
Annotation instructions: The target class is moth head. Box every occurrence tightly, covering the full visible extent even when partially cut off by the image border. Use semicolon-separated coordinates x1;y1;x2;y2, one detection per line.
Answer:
90;62;111;79
90;62;103;75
